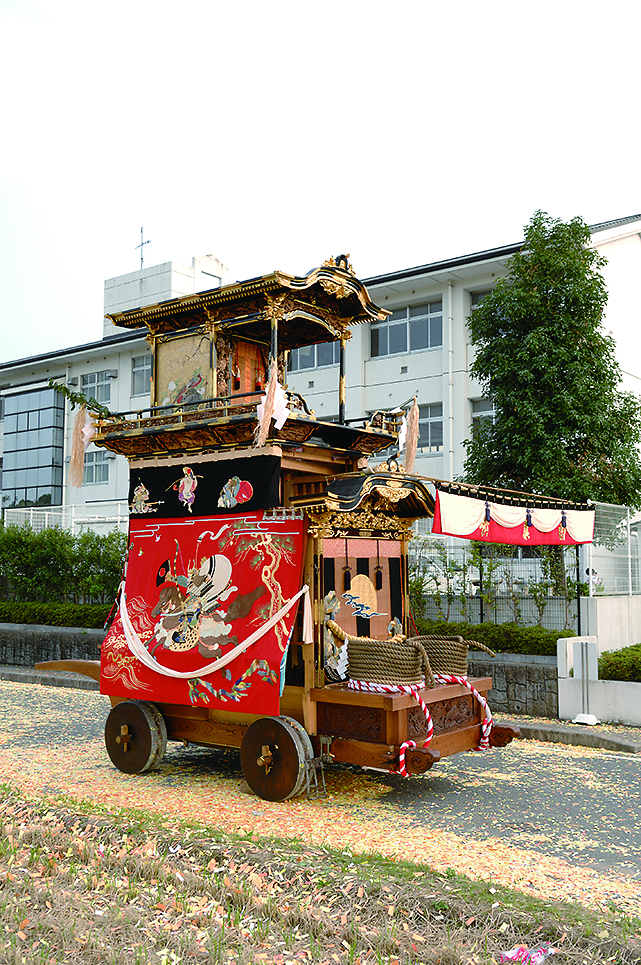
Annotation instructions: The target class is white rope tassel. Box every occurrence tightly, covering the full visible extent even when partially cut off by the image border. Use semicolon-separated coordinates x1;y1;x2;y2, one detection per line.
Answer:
404;396;419;474
69;406;87;488
254;363;278;448
302;586;313;644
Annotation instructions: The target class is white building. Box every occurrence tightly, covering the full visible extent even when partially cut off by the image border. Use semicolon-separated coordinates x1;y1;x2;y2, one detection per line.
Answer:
286;215;641;481
0;255;229;528
1;218;640;527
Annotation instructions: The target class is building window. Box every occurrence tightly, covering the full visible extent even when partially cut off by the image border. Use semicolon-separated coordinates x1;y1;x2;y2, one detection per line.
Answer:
82;370;111;405
470;290;492;310
132;355;152;396
83;450;110;485
288;341;340;372
371;301;443;358
471;398;496;437
418;404;443;452
1;387;64;508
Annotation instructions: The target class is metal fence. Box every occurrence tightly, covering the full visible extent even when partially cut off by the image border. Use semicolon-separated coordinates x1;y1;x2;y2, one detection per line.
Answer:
587;502;641;595
2;502;129;535
411;501;641;631
409;537;582;630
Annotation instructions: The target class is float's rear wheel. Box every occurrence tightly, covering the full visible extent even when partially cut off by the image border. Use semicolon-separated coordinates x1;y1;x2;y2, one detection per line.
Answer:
240;716;313;801
104;700;167;774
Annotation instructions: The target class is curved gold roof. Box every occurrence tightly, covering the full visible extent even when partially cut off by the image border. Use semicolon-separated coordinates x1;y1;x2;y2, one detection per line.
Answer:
105;261;389;348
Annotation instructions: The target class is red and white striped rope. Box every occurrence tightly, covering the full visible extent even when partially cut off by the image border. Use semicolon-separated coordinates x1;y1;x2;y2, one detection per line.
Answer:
432;673;493;750
347;672;494;772
347;678;433;776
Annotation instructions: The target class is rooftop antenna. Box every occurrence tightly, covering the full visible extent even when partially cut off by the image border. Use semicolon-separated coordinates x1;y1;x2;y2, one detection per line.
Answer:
136;227;151;269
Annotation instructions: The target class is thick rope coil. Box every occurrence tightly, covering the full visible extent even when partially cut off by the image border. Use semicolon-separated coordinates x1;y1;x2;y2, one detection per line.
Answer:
325;620;406;645
327;621;434;688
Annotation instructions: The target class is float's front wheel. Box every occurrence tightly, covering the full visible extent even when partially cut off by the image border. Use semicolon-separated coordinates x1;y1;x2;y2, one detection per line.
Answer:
240;716;313;801
104;700;167;774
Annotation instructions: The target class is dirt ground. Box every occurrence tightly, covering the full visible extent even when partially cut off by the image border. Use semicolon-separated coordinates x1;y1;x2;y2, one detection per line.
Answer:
2;680;641;963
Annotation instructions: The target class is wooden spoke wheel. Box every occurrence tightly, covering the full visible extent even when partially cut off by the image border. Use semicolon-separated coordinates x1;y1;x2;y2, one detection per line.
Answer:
105;700;167;775
240;715;313;802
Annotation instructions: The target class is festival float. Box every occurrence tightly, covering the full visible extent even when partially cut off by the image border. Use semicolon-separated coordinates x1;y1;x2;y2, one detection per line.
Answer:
37;256;595;801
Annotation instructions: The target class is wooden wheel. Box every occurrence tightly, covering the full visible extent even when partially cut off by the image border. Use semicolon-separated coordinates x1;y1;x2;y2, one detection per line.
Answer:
240;716;313;801
105;700;167;774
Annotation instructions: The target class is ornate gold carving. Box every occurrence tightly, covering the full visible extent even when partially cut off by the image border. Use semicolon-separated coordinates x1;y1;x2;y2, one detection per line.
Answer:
322;254;355;276
202;305;224;331
263;293;290;322
319;277;353;299
306;508;412;540
280;299;354;341
374;480;412;503
376;459;406;474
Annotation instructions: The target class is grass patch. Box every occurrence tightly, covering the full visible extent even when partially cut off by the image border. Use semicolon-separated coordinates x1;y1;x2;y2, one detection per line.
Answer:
1;785;640;964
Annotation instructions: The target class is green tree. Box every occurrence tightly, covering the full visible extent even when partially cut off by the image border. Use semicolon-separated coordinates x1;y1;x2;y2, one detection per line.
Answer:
464;211;641;508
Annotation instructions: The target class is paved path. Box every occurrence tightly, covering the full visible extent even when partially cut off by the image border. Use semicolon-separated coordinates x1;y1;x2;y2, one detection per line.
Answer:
2;677;641;913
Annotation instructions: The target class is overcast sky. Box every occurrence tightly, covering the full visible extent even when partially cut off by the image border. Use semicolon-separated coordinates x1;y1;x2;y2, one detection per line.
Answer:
1;0;640;366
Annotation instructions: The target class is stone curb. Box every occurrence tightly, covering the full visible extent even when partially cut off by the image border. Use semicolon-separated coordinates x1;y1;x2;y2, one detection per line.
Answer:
499;716;641;754
0;665;99;691
3;666;641;755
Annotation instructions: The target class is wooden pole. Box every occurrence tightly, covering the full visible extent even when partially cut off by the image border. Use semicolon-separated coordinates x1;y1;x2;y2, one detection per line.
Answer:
339;337;346;424
270;312;278;372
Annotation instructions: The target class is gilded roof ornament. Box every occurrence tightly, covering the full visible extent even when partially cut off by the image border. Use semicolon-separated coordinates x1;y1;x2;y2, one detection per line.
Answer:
322;254;355;275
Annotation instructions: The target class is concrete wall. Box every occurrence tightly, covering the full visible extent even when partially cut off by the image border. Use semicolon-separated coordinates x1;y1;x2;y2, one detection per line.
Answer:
0;623;557;718
0;624;104;666
558;678;641;725
580;595;641;654
103;255;231;335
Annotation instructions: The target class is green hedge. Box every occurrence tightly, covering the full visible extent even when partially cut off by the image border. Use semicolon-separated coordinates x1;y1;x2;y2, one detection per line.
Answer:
599;644;641;683
0;601;112;628
0;525;127;605
412;615;574;656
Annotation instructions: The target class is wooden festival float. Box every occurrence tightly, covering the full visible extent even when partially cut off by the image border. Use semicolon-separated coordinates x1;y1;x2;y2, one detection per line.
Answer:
37;256;596;801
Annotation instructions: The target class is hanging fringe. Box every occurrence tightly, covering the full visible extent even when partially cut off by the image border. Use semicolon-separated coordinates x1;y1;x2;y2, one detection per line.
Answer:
254;363;278;448
69;406;88;487
69;406;98;487
343;538;352;591
375;540;383;589
302;587;313;644
404;396;419;473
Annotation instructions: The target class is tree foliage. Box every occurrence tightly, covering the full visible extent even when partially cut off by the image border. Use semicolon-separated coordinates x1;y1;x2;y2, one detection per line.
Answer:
464;211;641;507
